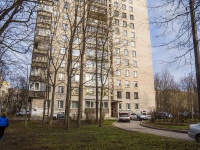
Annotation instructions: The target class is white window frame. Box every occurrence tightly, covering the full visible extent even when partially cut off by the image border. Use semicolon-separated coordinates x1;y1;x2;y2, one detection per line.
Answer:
132;51;136;57
135;103;139;109
123;30;127;36
124;49;128;55
116;80;121;86
116;58;121;65
133;60;137;67
134;81;138;88
71;101;78;109
126;103;131;110
58;100;64;108
119;103;122;110
60;60;66;67
58;86;65;93
58;72;65;80
131;32;135;38
85;100;95;108
133;71;138;78
125;70;129;76
131;41;135;47
129;6;133;12
116;69;121;76
125;80;130;87
60;48;66;54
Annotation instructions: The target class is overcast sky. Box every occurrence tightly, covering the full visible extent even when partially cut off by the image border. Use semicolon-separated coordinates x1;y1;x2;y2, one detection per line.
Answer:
147;0;195;81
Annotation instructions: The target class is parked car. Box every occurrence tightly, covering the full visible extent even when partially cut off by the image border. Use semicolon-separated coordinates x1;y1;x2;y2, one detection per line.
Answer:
53;112;65;120
136;114;148;121
157;112;169;119
188;123;200;142
16;111;30;116
130;113;137;120
119;112;130;122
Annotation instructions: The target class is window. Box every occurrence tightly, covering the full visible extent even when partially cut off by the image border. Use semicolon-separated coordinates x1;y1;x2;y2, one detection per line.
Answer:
124;49;128;55
134;92;139;99
116;80;121;86
124;59;129;66
71;88;79;95
119;103;122;110
62;13;68;19
115;19;119;25
73;38;80;44
130;23;134;29
61;35;67;42
124;40;128;45
115;38;120;45
64;2;69;8
58;73;65;80
117;91;122;99
125;70;129;76
85;100;95;108
58;100;64;108
132;51;136;57
52;22;57;28
103;101;108;108
133;60;137;67
116;69;121;76
72;49;80;56
72;61;79;68
129;6;133;12
131;32;135;38
62;24;68;30
115;28;120;34
126;103;131;110
130;15;134;20
114;2;119;7
116;58;121;64
125;80;130;87
116;48;120;54
131;41;135;47
58;86;65;93
114;10;119;17
60;60;66;67
30;82;40;91
72;74;79;82
60;48;66;54
123;21;127;27
86;87;95;95
133;71;138;77
126;92;130;99
122;4;126;10
129;0;133;4
53;11;58;17
71;101;78;108
134;81;138;88
123;30;127;36
122;13;126;18
135;103;139;109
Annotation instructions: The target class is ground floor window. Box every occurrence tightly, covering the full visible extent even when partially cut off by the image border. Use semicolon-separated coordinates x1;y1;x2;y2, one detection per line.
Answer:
85;100;95;108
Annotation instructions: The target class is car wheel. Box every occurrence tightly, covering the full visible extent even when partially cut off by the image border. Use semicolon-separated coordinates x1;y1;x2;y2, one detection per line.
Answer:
53;117;56;120
196;134;200;143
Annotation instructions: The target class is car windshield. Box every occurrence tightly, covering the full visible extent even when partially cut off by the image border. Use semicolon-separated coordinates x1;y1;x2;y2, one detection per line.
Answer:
120;113;129;117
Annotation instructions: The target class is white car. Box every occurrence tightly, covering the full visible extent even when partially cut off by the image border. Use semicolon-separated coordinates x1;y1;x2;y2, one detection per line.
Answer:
188;123;200;142
130;113;137;120
119;112;130;122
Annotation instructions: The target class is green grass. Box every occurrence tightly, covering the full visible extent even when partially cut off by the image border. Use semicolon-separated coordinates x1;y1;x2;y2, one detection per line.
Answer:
0;120;199;150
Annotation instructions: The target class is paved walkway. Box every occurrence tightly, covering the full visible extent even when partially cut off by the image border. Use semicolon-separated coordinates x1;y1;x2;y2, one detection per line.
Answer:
113;120;196;142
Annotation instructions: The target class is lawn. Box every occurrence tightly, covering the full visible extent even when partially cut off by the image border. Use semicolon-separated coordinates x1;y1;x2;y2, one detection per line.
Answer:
0;120;199;150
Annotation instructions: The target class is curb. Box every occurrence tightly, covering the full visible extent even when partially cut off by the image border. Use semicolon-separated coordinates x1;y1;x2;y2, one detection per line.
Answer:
140;122;188;134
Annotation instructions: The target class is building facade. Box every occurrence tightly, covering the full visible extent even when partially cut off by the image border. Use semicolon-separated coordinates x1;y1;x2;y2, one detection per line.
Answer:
29;0;155;119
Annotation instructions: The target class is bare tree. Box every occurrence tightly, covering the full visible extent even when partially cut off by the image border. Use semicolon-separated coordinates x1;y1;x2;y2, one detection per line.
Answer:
150;0;200;118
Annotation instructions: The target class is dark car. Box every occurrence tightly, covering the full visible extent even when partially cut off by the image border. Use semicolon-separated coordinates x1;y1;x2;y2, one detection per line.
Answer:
53;112;65;120
136;114;148;121
157;112;169;119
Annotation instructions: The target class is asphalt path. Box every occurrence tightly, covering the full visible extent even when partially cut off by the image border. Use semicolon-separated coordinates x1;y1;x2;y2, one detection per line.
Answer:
114;120;196;142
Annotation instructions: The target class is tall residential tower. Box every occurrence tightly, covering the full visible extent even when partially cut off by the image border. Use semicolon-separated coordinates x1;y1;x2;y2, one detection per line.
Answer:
29;0;155;119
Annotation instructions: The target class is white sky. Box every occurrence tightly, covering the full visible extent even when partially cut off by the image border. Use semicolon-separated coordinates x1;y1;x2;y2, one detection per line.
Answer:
147;0;195;81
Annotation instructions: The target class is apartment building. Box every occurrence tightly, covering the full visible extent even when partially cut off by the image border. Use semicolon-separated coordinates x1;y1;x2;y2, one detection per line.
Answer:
29;0;155;118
